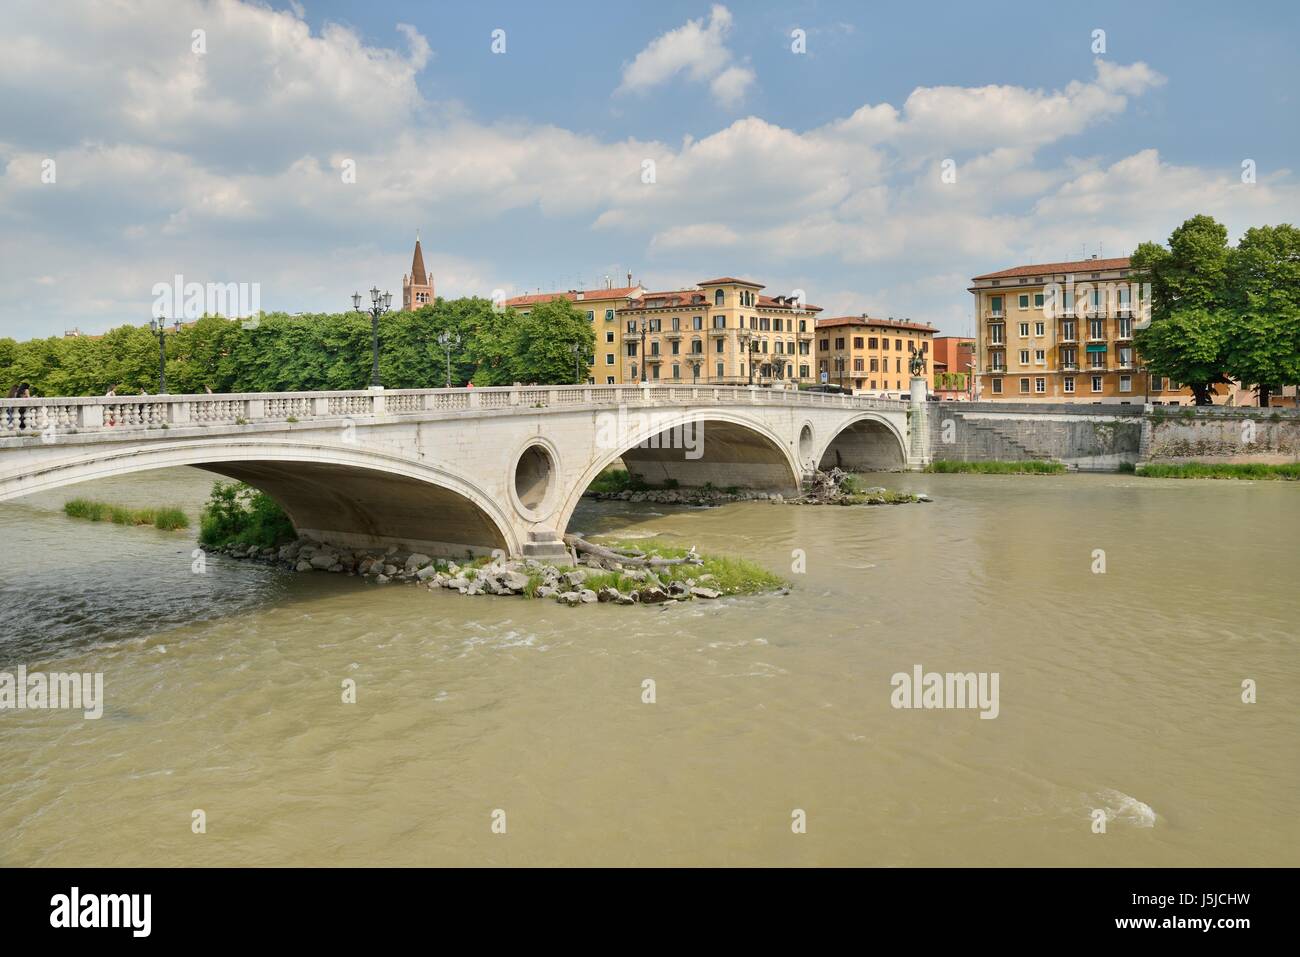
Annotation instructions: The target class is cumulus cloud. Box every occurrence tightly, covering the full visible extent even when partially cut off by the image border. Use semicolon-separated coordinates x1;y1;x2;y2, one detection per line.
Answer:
616;5;755;107
0;0;1295;342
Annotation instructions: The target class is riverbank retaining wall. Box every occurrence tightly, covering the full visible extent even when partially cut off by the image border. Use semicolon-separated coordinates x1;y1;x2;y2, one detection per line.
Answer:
925;402;1300;470
1141;406;1300;464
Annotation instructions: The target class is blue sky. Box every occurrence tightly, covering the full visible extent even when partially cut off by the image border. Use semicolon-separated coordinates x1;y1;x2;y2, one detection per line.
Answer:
1;0;1297;340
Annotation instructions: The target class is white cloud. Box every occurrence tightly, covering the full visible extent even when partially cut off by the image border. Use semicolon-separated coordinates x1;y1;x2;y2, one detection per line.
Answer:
617;5;755;107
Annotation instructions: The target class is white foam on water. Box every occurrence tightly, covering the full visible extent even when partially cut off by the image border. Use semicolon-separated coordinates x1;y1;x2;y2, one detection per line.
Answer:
1098;788;1157;828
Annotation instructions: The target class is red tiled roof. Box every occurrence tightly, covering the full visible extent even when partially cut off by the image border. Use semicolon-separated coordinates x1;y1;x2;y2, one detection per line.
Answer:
505;286;641;307
816;316;934;333
972;256;1130;281
758;294;822;312
697;276;764;287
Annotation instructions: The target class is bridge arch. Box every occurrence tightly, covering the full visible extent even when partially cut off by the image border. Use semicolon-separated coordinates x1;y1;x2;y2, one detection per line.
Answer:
557;409;802;534
815;412;909;472
0;438;519;557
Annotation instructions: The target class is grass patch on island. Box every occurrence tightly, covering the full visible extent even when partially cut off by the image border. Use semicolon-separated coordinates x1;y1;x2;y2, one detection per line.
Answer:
588;538;787;595
1135;462;1300;481
64;498;190;530
925;460;1066;475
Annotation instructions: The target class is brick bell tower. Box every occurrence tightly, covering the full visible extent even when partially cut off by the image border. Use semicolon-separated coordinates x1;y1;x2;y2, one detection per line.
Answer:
402;231;435;310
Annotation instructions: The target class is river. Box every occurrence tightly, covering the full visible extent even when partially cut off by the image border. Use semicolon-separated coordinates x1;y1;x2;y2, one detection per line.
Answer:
1;467;1296;866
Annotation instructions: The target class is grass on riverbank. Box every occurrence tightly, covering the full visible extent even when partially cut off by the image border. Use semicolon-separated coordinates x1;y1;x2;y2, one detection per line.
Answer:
925;460;1066;475
580;538;787;595
1135;462;1300;480
63;497;190;530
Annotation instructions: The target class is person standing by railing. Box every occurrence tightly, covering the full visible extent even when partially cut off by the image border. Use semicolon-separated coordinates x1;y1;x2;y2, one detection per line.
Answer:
7;382;32;429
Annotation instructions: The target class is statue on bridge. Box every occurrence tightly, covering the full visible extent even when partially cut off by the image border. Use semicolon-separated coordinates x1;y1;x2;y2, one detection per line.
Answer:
908;347;927;378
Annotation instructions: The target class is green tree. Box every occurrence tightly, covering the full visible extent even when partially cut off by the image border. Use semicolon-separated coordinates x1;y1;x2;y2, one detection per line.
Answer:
504;297;595;384
1132;215;1234;405
1224;224;1300;406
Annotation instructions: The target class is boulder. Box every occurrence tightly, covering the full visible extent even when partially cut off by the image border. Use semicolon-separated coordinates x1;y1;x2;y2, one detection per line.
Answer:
536;585;557;599
690;587;722;600
414;565;438;582
295;559;313;573
497;570;530;593
578;589;598;604
405;553;432;572
638;586;669;604
375;574;390;583
556;591;583;606
596;586;622;603
309;552;337;570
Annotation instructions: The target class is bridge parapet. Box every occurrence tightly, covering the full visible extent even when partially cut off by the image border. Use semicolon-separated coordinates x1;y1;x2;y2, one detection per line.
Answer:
1;385;908;439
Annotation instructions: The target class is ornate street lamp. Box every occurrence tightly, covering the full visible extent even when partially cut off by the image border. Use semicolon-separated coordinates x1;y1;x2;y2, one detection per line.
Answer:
638;317;649;383
691;360;701;384
352;287;392;388
570;340;590;385
149;316;181;394
834;355;846;391
437;330;461;388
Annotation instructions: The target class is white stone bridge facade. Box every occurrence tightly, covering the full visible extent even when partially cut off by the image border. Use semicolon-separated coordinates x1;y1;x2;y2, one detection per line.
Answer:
0;385;923;560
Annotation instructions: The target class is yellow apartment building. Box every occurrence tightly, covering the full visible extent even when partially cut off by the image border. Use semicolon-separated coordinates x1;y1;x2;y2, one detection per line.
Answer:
970;255;1196;404
815;316;936;395
505;281;645;384
508;276;820;386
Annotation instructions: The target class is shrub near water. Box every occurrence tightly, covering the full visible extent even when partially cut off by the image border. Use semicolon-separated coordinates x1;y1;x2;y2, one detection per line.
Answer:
63;497;190;530
199;481;297;549
925;460;1066;474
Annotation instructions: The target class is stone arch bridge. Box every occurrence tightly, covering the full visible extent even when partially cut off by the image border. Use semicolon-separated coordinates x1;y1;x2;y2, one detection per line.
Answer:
0;385;925;561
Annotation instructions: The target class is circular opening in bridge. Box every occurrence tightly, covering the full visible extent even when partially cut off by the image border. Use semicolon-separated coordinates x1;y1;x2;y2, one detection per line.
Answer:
514;444;555;512
799;423;814;462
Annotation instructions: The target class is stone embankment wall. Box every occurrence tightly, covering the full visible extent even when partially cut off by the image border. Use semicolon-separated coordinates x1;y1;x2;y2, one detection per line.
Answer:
927;403;1144;470
1141;406;1300;464
925;402;1300;470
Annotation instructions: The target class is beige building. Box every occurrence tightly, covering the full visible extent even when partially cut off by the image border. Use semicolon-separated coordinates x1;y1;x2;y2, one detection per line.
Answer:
815;316;935;395
970;255;1196;404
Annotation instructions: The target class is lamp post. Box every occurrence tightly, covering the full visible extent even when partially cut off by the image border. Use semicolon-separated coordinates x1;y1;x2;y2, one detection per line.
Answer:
638;318;648;383
437;330;461;388
570;340;588;384
691;360;701;385
835;355;845;391
149;317;181;394
352;286;392;389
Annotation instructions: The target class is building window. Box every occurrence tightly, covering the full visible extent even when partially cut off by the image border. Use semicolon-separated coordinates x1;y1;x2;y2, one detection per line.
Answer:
605;330;614;343
626;343;638;357
835;337;845;349
1089;318;1104;340
990;295;1003;315
605;353;614;365
671;340;680;355
715;339;724;353
853;358;864;372
1034;321;1045;336
586;310;595;322
1034;293;1045;308
1150;375;1164;391
605;309;614;321
853;336;864;349
1061;320;1076;341
1019;377;1030;394
1019;294;1030;309
1019;322;1030;337
990;325;1004;345
713;315;726;329
1035;377;1046;394
693;316;703;330
1091;375;1103;392
716;362;724;378
799;365;809;378
651;365;660;381
1063;376;1075;394
671;364;680;380
1019;350;1030;365
868;337;878;348
1119;375;1132;392
606;376;615;385
714;289;724;307
992;379;1003;394
895;339;902;350
882;338;890;350
870;358;879;372
1035;349;1045;363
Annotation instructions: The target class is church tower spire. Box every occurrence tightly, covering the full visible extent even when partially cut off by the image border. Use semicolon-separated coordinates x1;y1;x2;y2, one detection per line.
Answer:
403;232;434;310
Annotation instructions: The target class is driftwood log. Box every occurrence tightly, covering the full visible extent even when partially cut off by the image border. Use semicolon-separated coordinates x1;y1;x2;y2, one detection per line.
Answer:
563;534;703;567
